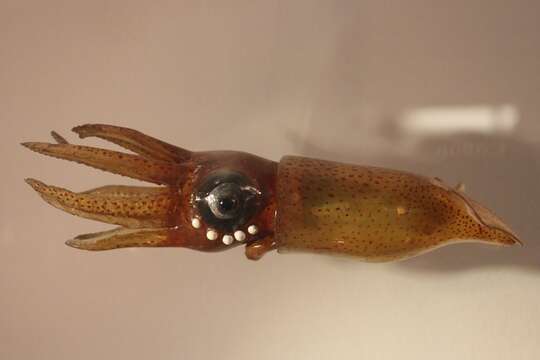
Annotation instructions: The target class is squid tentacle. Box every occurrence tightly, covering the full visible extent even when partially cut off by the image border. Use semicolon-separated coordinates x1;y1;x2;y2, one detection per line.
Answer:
72;124;192;163
21;142;185;185
50;131;69;144
25;178;179;229
66;227;170;251
81;185;170;197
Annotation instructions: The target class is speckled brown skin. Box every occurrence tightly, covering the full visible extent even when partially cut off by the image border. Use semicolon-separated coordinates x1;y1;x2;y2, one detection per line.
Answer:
275;156;520;261
22;124;520;260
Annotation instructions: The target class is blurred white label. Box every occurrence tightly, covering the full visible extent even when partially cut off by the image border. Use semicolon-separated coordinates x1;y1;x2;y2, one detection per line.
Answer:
399;104;519;136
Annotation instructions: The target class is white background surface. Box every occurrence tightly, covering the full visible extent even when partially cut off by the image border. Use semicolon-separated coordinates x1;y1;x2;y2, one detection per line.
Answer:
2;1;539;359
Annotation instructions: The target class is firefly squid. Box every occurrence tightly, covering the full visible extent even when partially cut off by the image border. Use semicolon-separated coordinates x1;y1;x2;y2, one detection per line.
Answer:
22;124;521;261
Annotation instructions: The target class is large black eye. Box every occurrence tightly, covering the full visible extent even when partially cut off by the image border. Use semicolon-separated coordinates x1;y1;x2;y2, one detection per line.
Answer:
206;183;242;220
194;170;261;232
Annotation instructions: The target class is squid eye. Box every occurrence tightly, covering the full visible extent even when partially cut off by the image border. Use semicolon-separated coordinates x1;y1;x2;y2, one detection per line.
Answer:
194;170;261;232
206;183;242;219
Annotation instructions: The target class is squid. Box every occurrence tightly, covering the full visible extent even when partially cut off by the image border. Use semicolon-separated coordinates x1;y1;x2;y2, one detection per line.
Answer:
22;124;521;261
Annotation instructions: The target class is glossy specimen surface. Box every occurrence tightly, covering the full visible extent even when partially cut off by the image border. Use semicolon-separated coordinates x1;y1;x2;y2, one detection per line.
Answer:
22;124;520;261
275;156;520;261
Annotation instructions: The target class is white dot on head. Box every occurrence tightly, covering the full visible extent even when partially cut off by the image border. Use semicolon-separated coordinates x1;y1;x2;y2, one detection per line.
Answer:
222;235;234;245
234;230;246;242
191;218;201;229
247;225;258;235
206;230;218;241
